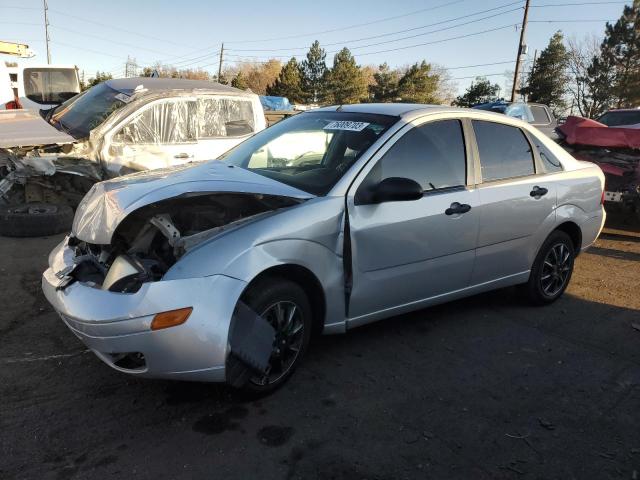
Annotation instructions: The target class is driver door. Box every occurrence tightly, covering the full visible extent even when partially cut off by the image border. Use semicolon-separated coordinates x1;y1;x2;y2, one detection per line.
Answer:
105;98;198;174
346;118;480;323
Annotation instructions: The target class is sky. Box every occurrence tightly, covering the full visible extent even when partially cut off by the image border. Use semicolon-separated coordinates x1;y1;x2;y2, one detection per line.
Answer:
0;0;629;96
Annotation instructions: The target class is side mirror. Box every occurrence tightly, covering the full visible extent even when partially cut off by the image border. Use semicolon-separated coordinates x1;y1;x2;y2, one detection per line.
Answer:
359;177;423;205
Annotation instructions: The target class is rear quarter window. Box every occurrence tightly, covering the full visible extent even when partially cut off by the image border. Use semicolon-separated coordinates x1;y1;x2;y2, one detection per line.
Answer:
472;120;535;182
530;106;551;124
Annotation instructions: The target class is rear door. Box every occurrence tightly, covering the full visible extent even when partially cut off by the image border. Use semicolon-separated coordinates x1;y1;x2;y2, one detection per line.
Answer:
347;118;480;322
195;96;258;160
470;120;556;285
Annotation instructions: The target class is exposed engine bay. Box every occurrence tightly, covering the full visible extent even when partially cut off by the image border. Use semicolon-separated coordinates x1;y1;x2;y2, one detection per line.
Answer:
0;144;101;207
63;193;302;293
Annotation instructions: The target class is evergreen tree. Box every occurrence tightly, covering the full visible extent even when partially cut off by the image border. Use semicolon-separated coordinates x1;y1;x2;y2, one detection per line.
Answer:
370;63;399;102
231;71;248;90
580;53;616;117
453;77;501;107
396;61;440;103
324;48;368;104
600;0;640;107
522;31;569;115
267;58;305;103
300;41;327;103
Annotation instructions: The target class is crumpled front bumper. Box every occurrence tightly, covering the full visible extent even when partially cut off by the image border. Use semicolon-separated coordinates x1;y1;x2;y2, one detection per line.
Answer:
42;239;247;382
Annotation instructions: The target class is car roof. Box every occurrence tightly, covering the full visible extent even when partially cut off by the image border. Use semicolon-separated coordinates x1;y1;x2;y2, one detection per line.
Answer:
314;103;463;118
105;77;252;97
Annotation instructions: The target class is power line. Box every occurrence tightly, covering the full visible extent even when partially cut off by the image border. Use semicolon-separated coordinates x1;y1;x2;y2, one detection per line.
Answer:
531;1;628;6
223;24;517;61
49;24;176;57
225;0;470;44
227;1;524;52
227;6;523;54
529;18;615;22
47;9;202;51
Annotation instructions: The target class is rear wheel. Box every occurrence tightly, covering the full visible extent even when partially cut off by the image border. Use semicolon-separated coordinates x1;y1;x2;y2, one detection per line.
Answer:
232;277;312;394
524;230;575;305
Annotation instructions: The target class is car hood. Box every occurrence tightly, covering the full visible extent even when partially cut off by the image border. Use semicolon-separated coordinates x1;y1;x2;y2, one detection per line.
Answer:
0;109;75;148
72;160;314;244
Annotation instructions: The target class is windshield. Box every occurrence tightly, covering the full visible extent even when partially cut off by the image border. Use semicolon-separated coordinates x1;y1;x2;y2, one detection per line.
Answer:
598;111;640;127
221;111;398;195
23;68;80;105
49;82;128;139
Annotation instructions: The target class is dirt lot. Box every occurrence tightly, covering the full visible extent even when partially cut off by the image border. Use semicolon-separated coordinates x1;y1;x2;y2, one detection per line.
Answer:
1;212;639;480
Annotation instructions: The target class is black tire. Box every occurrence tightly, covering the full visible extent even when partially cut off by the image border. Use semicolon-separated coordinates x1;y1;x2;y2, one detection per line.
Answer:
523;230;575;305
230;276;313;394
0;203;73;237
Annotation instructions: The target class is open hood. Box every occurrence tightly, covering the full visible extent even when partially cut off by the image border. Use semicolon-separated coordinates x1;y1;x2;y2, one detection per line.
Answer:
0;110;75;148
72;160;314;244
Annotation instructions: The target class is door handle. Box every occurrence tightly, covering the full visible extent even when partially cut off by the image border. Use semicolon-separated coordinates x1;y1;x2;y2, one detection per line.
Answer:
445;202;472;215
174;153;192;159
530;186;548;197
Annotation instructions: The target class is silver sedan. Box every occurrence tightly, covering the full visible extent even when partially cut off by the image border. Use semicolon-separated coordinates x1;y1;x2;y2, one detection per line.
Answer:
42;104;606;393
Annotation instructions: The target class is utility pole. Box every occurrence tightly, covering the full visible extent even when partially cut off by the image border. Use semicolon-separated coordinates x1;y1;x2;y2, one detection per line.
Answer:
43;0;51;64
510;0;530;102
218;43;224;83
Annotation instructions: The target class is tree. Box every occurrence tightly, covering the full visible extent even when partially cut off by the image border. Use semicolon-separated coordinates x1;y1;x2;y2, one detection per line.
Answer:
566;35;614;117
300;40;327;103
396;61;440;103
370;63;399;102
600;0;640;108
323;48;368;104
86;71;112;88
267;58;305;103
231;71;248;90
453;77;500;107
522;31;569;115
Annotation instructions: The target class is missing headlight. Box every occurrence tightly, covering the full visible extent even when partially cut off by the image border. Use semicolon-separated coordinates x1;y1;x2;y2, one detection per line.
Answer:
102;255;150;293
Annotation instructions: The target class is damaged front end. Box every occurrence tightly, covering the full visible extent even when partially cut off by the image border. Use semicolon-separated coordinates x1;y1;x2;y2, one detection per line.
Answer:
60;191;303;293
0;144;101;207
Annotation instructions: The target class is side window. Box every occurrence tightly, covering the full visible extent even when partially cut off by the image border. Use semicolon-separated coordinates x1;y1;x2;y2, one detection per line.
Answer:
114;99;197;144
198;97;255;138
363;119;466;192
530;106;550;124
533;138;563;172
472;120;535;182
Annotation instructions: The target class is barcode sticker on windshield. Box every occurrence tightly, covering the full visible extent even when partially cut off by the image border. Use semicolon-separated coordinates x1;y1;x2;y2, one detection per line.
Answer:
324;121;370;132
115;92;132;103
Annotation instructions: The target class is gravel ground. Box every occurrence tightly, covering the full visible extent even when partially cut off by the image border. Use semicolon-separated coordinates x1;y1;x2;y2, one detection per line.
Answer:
1;212;639;480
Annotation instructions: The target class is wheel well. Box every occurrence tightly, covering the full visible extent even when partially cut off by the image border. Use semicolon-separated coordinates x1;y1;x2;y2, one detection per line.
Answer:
554;222;582;253
244;265;326;337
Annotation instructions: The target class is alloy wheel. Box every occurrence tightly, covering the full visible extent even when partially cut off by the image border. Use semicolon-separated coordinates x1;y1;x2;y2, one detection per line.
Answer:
250;300;305;386
540;242;572;297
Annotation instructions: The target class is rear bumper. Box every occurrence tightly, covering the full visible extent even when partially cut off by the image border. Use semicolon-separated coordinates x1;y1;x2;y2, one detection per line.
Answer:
580;206;606;252
42;241;247;382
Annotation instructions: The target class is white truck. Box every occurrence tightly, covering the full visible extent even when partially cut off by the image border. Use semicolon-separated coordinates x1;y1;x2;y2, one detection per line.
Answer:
3;63;81;110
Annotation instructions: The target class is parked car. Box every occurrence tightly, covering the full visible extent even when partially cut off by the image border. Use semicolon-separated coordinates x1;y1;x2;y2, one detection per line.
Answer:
0;77;265;236
472;101;558;139
42;104;606;393
2;63;81;110
596;109;640;128
557;115;640;218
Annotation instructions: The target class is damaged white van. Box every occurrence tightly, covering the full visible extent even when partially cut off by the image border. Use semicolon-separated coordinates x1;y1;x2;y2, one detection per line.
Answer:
0;77;265;236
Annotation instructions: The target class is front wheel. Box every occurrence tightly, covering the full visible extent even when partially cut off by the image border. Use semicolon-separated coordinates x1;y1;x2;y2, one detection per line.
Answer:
230;277;312;394
523;230;575;305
